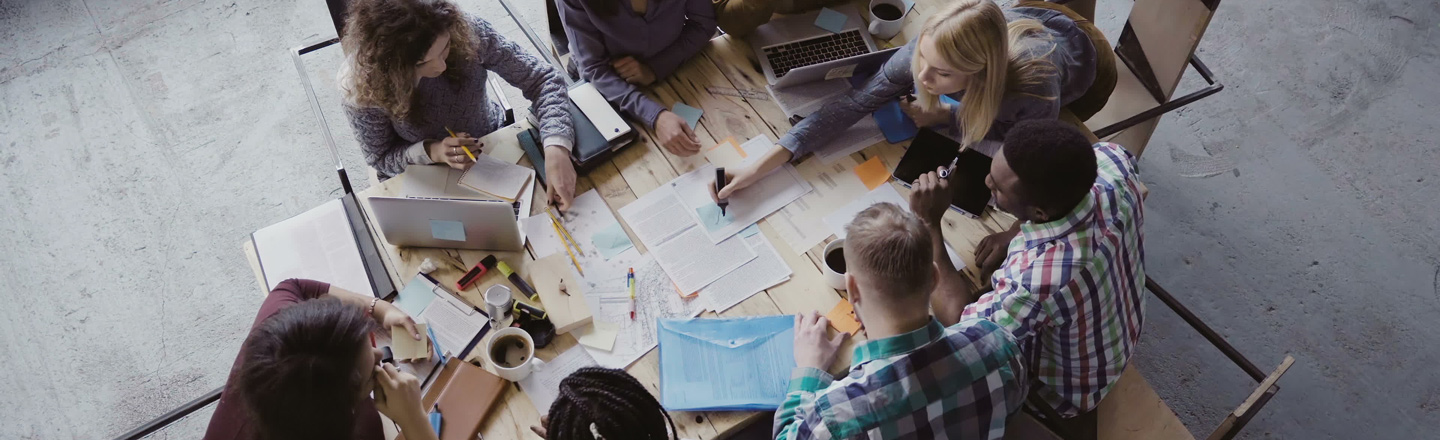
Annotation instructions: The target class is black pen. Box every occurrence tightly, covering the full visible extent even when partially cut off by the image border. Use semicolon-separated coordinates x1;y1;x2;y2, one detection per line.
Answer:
715;167;729;215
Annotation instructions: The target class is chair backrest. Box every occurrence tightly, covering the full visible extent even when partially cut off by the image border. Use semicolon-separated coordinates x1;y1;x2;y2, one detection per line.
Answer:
1084;0;1220;156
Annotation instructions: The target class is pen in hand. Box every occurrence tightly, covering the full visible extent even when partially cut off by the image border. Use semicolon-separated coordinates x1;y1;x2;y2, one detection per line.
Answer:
444;126;477;162
938;156;959;179
715;167;729;216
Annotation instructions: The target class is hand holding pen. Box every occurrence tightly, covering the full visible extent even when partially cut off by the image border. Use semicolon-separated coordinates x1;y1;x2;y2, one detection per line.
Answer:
428;126;478;170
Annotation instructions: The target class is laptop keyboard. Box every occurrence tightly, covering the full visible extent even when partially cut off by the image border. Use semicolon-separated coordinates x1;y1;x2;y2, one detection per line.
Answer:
763;30;869;79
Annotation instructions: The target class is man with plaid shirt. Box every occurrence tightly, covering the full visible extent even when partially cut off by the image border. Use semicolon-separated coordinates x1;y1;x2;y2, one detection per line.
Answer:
773;203;1027;440
931;120;1148;438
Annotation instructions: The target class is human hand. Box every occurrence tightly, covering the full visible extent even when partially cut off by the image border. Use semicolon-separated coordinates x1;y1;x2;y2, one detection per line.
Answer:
900;98;952;128
655;111;701;156
909;167;953;226
529;415;550;439
612;56;656;85
374;301;422;341
427;133;479;169
793;311;848;371
975;225;1020;284
544;146;577;211
372;363;428;430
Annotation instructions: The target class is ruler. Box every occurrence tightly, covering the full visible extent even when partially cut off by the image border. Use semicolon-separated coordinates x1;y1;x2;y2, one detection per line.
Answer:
705;86;771;101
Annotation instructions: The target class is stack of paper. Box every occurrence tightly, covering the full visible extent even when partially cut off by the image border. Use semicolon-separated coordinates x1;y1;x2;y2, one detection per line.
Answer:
698;228;791;313
618;189;757;296
680;135;813;243
459;154;533;201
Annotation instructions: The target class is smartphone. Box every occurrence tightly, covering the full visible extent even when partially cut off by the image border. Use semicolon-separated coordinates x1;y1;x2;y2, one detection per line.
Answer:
891;129;993;218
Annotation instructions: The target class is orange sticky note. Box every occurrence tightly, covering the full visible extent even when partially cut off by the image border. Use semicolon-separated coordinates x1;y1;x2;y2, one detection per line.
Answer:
826;300;862;335
853;156;889;190
703;137;747;167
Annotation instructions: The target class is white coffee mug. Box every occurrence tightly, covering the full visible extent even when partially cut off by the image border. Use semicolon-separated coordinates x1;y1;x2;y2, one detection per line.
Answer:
484;284;514;328
822;238;848;291
867;0;909;40
486;327;545;381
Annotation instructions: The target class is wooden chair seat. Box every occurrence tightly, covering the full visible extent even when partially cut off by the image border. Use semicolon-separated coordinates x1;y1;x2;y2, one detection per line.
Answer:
1097;365;1196;440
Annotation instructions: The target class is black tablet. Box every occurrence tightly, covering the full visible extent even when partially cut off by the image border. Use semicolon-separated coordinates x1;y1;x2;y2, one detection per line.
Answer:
891;129;993;218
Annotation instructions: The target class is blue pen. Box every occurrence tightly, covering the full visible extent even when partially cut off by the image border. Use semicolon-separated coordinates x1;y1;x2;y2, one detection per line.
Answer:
427;325;447;364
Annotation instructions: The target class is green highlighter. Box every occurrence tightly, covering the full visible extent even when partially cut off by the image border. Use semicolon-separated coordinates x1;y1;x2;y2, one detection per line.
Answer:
496;261;538;301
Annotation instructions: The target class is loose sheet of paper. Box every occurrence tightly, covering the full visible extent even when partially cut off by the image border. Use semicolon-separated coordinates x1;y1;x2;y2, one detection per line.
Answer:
579;253;706;369
458;154;532;201
519;345;600;412
699;232;792;313
519;214;565;260
617;189;757;295
822;184;967;270
552;189;630;271
670;135;813;243
766;156;871;254
252;199;372;295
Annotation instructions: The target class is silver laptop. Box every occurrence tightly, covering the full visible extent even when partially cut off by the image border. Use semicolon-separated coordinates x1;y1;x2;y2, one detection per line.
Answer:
751;4;882;88
370;197;524;251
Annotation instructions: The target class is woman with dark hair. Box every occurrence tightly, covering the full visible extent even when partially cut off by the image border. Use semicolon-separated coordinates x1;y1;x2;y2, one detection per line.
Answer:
202;279;437;440
557;0;716;157
529;367;679;440
341;0;579;210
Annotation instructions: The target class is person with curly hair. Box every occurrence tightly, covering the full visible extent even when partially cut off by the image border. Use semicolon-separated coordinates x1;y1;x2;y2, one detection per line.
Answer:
340;0;579;209
528;367;679;440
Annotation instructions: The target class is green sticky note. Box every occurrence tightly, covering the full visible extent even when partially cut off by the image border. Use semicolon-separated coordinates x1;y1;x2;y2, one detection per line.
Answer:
591;221;635;260
430;220;466;242
394;275;437;316
672;103;703;129
695;205;734;232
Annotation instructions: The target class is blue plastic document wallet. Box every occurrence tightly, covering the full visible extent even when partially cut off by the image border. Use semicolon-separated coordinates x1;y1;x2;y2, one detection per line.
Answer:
658;315;796;411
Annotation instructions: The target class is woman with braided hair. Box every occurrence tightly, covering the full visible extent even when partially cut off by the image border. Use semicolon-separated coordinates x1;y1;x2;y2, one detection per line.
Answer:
529;367;679;440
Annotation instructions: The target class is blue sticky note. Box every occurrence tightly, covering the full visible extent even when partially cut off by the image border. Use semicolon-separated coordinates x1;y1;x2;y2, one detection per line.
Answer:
673;103;703;130
902;0;915;12
430;220;466;242
873;100;919;143
395;276;438;316
739;223;761;238
695;205;734;232
590;221;636;260
814;7;848;34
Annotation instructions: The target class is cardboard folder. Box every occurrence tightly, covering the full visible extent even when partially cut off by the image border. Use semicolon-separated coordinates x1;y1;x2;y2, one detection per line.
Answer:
416;358;507;440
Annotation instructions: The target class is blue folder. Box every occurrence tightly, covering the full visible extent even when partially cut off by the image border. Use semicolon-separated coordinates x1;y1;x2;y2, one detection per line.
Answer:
658;315;796;411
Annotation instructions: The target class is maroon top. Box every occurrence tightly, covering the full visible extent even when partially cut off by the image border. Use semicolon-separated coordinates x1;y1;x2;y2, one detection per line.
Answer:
202;279;384;440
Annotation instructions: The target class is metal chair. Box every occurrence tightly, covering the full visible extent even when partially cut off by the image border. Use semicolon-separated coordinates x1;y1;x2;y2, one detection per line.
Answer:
1083;0;1226;157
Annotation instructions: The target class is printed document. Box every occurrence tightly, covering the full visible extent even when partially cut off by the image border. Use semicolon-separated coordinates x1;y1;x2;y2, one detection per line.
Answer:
579;253;706;369
617;189;757;295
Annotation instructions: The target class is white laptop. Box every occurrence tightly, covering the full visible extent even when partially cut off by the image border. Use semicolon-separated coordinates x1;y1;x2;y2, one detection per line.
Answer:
369;197;524;251
751;4;892;88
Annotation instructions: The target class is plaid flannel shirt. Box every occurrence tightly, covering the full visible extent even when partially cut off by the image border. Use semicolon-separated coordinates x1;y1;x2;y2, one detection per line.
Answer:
773;318;1027;440
961;142;1147;417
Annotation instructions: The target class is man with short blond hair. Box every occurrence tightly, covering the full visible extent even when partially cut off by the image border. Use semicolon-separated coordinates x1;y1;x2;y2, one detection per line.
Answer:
774;203;1027;440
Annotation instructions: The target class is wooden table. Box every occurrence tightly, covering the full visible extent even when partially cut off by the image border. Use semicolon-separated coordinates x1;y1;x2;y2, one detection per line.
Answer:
249;1;1022;438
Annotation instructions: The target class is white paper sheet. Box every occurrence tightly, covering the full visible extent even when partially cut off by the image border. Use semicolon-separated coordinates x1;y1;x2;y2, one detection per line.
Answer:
822;184;967;271
519;213;565;260
252;199;373;295
618;189;758;295
519;345;600;412
459;154;532;201
672;136;813;244
768;80;886;164
700;233;792;313
767;156;872;254
418;298;489;358
579;252;706;369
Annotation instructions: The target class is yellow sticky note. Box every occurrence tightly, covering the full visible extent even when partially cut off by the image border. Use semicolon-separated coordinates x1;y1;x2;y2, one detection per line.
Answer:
853;156;890;190
576;322;619;351
703;137;747;168
826;301;862;335
391;323;430;361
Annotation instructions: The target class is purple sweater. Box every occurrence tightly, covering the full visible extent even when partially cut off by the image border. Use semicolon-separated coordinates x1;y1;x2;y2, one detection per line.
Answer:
558;0;717;127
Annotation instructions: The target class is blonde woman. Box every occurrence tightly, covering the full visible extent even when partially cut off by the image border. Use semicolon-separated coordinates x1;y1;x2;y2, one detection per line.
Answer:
341;0;578;209
716;0;1104;199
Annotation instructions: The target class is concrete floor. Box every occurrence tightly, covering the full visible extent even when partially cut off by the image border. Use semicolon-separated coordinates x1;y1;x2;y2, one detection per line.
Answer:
0;0;1435;438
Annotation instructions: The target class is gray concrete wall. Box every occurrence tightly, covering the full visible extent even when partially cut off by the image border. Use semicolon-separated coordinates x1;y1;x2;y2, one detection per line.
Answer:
0;0;1435;438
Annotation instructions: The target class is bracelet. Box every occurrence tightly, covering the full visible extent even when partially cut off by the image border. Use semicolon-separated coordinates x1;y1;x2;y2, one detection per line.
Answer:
368;297;379;318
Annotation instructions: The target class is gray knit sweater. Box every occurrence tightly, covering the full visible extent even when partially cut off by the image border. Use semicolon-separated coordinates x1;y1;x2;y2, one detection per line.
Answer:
343;15;574;179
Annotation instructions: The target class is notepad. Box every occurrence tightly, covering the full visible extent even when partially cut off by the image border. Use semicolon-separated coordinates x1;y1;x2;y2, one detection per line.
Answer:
672;103;703;130
392;323;431;361
458;154;532;201
814;7;848;34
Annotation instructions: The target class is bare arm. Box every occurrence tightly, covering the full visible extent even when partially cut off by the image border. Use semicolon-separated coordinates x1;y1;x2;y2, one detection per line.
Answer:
925;223;976;327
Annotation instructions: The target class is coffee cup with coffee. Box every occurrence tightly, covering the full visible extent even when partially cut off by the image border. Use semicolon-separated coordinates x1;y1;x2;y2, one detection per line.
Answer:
822;238;848;291
867;0;910;40
485;327;544;381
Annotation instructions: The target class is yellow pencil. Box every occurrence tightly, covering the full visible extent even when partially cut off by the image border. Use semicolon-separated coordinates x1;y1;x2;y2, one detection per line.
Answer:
547;209;580;249
551;218;584;276
444;126;477;161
